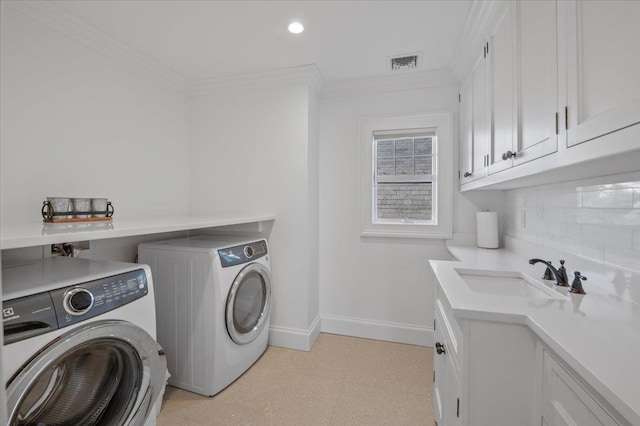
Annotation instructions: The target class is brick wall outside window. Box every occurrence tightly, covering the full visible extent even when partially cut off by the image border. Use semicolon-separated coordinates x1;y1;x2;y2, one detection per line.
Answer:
376;183;432;220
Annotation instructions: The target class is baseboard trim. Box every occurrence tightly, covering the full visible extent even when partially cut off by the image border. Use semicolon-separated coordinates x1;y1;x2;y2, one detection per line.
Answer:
321;314;433;347
268;315;321;351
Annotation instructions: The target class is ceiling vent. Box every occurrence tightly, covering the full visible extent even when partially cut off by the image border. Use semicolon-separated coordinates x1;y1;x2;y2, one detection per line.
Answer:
388;53;422;73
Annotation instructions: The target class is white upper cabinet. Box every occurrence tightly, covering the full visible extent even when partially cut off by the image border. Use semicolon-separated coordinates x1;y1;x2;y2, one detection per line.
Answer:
487;2;516;175
456;0;640;190
514;0;560;165
565;0;640;148
459;52;488;185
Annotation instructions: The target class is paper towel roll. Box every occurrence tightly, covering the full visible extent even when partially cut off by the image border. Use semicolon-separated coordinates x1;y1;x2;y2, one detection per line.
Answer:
476;212;499;249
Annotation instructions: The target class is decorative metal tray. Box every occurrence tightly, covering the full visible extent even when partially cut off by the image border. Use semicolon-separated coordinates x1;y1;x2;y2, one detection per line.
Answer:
42;201;114;223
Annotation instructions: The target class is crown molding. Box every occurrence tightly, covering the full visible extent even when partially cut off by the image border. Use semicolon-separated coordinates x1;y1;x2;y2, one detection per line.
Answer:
449;0;498;80
5;0;188;93
321;68;458;99
189;64;324;97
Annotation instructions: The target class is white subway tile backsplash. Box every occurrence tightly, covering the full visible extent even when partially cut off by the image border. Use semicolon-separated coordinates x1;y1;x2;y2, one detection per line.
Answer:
561;221;581;238
505;173;640;271
604;209;640;226
604;246;640;272
574;240;605;263
543;192;581;208
577;208;606;224
582;189;633;209
563;208;579;223
580;224;633;250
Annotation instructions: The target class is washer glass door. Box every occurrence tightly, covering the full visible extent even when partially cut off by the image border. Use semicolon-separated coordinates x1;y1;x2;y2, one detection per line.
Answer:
226;263;272;344
6;320;166;426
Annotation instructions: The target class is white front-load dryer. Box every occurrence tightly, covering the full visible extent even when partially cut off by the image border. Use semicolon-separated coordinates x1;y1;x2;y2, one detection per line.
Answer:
138;236;272;397
2;257;167;426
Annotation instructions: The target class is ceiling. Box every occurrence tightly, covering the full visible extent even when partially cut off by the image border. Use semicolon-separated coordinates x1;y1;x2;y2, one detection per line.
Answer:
55;0;472;82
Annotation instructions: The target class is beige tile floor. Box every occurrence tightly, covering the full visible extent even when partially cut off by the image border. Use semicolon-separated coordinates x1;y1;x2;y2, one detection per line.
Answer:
157;333;434;425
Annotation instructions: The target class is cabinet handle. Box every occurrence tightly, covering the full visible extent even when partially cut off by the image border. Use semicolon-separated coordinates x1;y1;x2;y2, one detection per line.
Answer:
501;150;517;160
435;342;446;355
463;172;472;177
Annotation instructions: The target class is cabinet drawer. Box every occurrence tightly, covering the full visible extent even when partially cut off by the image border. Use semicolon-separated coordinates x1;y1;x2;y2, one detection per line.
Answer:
542;350;621;426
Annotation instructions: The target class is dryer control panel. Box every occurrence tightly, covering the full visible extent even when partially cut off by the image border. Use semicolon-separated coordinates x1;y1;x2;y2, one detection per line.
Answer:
218;240;268;267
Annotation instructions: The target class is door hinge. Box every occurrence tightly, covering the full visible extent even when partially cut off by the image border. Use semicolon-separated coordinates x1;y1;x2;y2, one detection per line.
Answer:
486;41;489;55
483;45;486;58
433;370;436;382
565;106;569;130
555;112;559;135
459;93;461;102
457;397;460;417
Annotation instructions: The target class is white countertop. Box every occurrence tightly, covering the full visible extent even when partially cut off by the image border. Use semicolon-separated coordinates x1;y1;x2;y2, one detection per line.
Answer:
431;243;640;424
1;215;275;250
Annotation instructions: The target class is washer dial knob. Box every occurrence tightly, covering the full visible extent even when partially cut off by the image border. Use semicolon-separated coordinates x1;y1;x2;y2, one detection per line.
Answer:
244;245;254;258
64;288;94;316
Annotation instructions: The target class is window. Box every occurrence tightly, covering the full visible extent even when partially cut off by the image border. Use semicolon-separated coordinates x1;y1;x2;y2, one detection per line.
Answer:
360;113;452;238
374;131;435;223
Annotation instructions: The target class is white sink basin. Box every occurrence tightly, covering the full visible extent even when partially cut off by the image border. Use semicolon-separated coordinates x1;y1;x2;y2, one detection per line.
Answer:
455;269;565;300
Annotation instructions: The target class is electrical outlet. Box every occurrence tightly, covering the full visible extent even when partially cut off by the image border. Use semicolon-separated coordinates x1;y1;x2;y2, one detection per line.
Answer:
519;210;526;228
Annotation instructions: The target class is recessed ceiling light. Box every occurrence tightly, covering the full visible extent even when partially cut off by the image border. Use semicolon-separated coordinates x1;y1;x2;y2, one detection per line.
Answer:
288;22;304;34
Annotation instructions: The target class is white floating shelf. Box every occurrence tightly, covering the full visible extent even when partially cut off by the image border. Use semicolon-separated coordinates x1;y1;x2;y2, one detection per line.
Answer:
1;215;275;250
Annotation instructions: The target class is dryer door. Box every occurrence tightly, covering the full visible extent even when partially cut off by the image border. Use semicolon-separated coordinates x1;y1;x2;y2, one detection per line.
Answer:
6;320;166;426
226;262;272;344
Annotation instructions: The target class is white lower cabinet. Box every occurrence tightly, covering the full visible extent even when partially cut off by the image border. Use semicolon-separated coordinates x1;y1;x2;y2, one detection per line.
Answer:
433;299;461;425
433;288;538;425
541;349;623;426
433;284;629;425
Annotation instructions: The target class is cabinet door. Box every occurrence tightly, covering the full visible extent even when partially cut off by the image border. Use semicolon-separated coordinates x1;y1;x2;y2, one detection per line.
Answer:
443;353;461;426
514;0;559;165
433;319;445;424
471;51;488;180
459;74;484;184
541;350;620;426
566;0;640;148
434;311;461;426
487;3;517;175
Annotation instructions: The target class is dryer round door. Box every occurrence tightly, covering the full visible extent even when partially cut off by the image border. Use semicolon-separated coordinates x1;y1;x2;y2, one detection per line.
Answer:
226;262;272;345
6;320;166;426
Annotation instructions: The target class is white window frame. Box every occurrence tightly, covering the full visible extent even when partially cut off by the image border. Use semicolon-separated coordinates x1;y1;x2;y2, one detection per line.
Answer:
360;112;453;239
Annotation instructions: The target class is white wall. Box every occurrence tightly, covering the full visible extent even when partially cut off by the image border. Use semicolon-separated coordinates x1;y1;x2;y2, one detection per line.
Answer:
189;85;320;350
319;84;503;346
0;5;190;224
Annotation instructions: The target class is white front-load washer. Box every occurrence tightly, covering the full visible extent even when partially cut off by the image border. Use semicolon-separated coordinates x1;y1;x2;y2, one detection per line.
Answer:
138;235;272;397
2;257;167;426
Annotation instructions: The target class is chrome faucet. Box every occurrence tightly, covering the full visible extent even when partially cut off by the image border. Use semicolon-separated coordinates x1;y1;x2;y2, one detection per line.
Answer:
529;259;569;286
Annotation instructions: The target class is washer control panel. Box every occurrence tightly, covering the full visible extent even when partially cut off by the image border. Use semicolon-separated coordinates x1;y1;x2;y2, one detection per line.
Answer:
219;240;268;267
63;288;95;316
50;269;148;328
2;293;58;345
